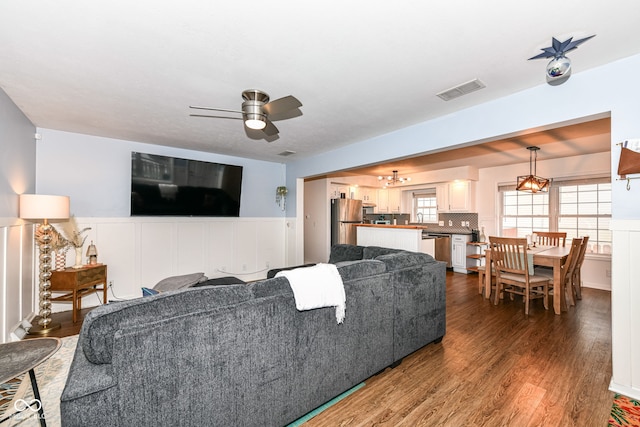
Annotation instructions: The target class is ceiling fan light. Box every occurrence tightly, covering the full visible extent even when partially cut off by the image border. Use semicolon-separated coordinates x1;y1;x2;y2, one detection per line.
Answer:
245;118;266;130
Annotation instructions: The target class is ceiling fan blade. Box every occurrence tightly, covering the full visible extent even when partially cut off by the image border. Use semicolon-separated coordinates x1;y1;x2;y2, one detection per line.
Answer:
262;95;302;116
189;114;243;121
262;118;279;136
189;105;242;114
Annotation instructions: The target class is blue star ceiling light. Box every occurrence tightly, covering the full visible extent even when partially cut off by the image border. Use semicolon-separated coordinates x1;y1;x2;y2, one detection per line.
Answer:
529;35;595;85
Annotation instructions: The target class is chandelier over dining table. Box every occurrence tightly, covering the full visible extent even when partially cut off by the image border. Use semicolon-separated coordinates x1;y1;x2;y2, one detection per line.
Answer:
516;146;551;193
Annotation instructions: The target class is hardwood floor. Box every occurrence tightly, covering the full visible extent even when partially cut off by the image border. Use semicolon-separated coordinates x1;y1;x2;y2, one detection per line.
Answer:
25;271;613;426
306;271;613;426
24;307;90;339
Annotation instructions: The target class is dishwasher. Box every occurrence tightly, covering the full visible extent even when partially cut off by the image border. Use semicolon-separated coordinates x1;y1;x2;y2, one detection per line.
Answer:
423;232;451;267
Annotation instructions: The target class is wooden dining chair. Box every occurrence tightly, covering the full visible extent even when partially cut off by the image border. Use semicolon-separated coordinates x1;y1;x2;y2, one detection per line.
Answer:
533;231;567;247
489;236;551;315
535;237;583;306
477;264;496;299
571;235;590;302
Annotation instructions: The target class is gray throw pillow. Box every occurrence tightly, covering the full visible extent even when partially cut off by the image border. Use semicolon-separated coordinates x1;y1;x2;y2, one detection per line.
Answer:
153;272;207;291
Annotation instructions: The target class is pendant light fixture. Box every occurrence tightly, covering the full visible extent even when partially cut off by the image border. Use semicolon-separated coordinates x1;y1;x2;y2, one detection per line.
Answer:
516;146;551;193
378;170;411;186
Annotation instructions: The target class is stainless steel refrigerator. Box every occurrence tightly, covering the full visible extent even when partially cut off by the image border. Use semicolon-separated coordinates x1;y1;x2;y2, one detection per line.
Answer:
331;198;363;245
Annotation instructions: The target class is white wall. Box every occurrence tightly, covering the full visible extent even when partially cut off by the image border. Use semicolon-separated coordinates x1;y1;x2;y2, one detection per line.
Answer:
29;129;290;309
35;128;287;218
0;89;37;342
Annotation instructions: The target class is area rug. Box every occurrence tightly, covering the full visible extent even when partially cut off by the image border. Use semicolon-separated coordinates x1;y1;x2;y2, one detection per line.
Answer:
1;335;78;427
609;393;640;427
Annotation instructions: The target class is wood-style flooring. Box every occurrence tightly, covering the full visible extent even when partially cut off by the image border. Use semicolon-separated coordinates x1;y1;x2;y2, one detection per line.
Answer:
29;271;613;426
306;271;613;426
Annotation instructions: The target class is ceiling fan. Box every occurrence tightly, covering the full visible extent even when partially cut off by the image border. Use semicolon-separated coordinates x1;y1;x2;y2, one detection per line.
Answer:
189;89;302;137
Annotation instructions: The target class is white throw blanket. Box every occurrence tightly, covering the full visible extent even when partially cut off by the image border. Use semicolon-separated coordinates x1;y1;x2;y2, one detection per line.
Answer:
275;263;346;324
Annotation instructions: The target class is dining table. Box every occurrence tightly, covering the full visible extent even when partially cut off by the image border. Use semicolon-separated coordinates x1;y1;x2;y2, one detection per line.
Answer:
483;244;571;314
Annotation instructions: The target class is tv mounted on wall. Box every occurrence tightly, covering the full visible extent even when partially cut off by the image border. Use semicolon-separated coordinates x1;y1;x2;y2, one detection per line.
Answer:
131;152;243;217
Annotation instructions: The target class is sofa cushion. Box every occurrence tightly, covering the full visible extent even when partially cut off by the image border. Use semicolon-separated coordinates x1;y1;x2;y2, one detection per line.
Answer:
335;259;386;281
362;246;402;259
328;244;365;263
81;285;253;364
374;251;436;271
153;272;207;291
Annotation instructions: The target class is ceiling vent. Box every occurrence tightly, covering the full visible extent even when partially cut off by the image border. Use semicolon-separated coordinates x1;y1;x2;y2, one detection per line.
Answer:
278;150;296;157
436;78;486;101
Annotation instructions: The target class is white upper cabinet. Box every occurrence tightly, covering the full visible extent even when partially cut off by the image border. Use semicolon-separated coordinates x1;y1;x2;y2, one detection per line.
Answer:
377;188;389;212
388;188;401;212
376;188;401;213
437;181;476;212
355;187;377;203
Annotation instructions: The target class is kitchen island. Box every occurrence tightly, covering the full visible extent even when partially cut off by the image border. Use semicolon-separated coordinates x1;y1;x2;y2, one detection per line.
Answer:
355;224;435;257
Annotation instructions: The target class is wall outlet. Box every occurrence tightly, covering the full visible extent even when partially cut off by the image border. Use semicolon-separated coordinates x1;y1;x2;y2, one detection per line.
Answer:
461;221;465;226
606;269;612;278
439;221;444;226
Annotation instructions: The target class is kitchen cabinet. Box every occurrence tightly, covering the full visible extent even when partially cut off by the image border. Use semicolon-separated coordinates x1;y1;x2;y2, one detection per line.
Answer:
329;184;349;199
388;188;401;213
377;188;401;213
377;189;389;212
451;234;471;274
355;187;377;204
437;181;475;212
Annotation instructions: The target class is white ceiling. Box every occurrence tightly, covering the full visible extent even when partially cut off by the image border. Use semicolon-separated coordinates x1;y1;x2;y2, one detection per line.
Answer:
1;1;638;168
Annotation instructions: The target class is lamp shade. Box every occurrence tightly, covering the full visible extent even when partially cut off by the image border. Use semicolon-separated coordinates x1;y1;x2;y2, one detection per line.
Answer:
19;194;70;220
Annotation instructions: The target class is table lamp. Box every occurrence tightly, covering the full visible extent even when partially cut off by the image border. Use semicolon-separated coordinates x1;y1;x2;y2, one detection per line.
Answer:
19;194;70;335
86;241;98;265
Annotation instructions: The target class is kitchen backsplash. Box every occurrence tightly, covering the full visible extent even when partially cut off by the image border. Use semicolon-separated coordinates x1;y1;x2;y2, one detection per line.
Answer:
439;212;478;229
362;212;479;234
424;212;479;234
364;213;410;224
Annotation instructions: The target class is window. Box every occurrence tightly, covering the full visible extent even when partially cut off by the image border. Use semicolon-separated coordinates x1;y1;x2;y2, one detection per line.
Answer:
502;191;549;237
558;182;611;253
413;190;437;223
499;177;611;254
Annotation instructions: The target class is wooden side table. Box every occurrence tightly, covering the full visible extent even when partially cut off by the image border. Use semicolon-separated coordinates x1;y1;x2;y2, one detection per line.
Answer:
50;264;108;323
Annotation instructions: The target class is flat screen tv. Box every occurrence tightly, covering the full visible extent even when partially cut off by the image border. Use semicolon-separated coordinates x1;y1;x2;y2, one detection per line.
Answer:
131;152;243;216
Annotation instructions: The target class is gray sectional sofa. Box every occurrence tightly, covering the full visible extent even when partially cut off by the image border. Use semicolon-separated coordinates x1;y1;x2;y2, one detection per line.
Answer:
60;245;446;426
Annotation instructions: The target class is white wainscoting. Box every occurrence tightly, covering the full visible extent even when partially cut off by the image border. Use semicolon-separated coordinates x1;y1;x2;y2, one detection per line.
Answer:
45;217;288;312
610;219;640;400
0;220;35;343
0;217;289;343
